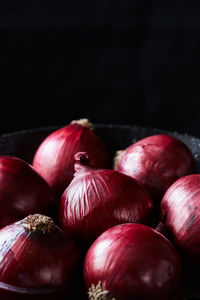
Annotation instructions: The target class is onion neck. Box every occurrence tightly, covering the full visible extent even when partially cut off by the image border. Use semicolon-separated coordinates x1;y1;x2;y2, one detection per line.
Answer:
21;214;55;234
74;152;94;174
71;118;93;130
88;281;115;300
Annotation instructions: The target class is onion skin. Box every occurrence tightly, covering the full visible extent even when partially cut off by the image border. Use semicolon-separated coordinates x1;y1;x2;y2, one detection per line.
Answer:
0;156;55;228
114;134;196;202
0;214;80;299
32;119;110;199
84;223;183;300
59;152;154;249
161;174;200;265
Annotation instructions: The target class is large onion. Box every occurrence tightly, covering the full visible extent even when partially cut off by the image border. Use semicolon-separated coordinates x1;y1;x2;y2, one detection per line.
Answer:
33;119;110;199
84;223;183;300
114;134;196;202
59;152;154;249
160;174;200;265
0;214;80;299
0;156;55;228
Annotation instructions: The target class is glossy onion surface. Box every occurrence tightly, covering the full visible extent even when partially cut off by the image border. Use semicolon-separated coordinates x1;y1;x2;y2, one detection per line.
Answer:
0;156;55;228
33;119;110;199
115;134;196;202
84;223;183;300
60;152;154;248
161;174;200;264
0;214;80;299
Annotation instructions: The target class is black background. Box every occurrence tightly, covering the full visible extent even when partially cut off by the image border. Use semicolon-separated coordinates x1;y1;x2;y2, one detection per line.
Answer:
1;0;200;137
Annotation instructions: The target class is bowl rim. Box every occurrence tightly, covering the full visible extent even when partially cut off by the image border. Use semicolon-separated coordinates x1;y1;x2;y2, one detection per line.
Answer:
0;123;198;141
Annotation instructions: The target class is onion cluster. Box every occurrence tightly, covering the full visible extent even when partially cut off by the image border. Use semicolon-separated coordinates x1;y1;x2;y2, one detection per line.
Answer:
0;118;199;299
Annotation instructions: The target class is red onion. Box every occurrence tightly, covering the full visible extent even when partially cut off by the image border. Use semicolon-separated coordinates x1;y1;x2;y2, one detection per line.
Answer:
0;156;55;228
160;174;200;265
0;214;80;299
33;119;110;199
84;223;183;300
59;152;154;249
114;134;196;202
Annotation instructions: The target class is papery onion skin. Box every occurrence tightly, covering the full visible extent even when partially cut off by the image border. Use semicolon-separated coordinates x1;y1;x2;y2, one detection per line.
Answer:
0;156;55;228
59;152;154;249
114;134;196;202
84;223;183;300
161;174;200;265
32;119;110;199
0;214;80;299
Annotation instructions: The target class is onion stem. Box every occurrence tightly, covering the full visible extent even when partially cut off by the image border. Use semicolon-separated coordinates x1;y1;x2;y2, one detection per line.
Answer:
71;118;93;129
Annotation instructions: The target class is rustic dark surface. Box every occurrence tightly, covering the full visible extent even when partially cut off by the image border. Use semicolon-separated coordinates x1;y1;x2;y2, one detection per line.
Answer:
0;124;199;299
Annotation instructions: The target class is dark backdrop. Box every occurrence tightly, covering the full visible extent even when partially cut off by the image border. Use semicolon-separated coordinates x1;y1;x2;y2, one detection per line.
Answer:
1;0;200;136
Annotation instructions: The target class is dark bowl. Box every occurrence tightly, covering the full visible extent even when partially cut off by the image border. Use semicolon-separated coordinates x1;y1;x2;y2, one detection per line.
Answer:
1;124;200;170
0;124;200;300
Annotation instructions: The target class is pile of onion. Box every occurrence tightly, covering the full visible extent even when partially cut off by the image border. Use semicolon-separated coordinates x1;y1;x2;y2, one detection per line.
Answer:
114;134;196;202
0;156;55;229
84;223;183;300
160;174;200;266
33;119;110;199
0;214;80;299
0;120;198;299
59;152;154;249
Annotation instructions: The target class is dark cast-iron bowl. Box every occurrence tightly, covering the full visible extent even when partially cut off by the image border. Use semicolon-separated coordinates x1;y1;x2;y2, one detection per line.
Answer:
0;124;200;299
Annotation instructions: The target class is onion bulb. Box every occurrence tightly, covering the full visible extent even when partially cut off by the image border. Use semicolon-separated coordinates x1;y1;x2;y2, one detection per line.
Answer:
160;174;200;265
0;214;80;299
0;156;55;228
84;223;183;300
33;118;110;199
59;152;154;249
114;134;196;202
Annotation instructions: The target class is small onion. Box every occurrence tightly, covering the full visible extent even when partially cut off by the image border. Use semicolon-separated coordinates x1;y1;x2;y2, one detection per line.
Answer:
114;134;196;202
160;174;200;265
0;214;80;299
33;118;110;199
59;152;154;249
0;156;55;228
84;223;183;300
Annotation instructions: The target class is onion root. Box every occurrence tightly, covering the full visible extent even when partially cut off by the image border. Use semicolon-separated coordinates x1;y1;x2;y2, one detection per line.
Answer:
88;281;115;300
